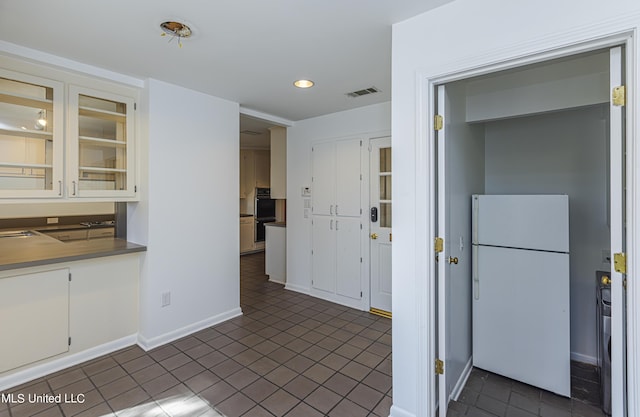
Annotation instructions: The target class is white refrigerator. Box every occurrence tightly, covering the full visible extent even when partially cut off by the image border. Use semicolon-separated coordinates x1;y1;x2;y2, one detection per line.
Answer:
472;194;571;397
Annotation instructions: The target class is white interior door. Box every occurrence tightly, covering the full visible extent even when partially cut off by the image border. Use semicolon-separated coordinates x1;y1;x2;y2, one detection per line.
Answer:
435;84;448;417
369;136;392;315
609;45;627;417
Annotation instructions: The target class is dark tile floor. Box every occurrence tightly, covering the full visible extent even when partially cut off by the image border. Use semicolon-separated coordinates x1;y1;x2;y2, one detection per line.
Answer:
448;362;608;417
0;252;392;417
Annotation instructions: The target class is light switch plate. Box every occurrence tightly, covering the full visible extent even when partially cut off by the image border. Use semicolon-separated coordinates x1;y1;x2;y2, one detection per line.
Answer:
301;186;311;197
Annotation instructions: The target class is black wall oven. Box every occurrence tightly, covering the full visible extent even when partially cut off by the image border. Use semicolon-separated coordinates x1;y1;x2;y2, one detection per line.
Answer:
255;188;276;242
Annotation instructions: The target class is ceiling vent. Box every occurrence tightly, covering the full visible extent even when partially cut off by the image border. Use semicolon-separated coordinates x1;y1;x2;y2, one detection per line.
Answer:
241;130;262;136
346;86;380;98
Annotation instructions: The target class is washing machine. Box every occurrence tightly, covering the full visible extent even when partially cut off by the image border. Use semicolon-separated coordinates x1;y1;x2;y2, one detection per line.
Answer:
597;271;611;416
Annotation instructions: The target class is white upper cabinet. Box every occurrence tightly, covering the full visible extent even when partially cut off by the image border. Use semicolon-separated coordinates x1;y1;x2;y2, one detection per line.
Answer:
68;86;136;199
312;138;361;217
0;69;64;198
254;150;270;188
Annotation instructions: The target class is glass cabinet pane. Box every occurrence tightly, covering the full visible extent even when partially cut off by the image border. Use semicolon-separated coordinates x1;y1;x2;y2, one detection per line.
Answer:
379;175;392;201
0;77;56;192
76;94;128;191
380;203;392;228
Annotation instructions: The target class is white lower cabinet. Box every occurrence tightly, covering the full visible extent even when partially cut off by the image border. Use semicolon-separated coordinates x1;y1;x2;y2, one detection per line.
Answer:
0;254;139;379
312;215;361;301
0;268;70;373
240;217;255;253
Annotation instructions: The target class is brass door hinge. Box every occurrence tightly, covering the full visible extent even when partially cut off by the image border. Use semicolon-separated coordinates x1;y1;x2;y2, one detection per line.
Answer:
435;237;444;253
614;252;627;274
435;358;444;375
612;86;626;106
434;115;443;131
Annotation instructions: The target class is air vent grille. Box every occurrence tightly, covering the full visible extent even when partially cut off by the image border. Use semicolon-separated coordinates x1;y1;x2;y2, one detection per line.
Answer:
346;86;380;98
241;130;262;136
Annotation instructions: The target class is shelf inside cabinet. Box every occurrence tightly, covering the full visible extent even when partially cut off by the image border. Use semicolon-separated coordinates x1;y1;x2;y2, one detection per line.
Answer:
79;136;127;146
79;166;127;173
78;106;126;123
0;91;53;111
0;127;53;140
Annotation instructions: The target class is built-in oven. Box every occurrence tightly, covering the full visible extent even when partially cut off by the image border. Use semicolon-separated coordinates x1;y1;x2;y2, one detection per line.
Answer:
255;188;276;242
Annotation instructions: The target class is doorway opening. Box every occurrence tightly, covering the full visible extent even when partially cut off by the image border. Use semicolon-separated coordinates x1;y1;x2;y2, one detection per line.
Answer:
432;45;629;417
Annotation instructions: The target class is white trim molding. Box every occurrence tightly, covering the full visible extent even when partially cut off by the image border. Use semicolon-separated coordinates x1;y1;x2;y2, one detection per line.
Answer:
412;18;640;417
137;308;242;351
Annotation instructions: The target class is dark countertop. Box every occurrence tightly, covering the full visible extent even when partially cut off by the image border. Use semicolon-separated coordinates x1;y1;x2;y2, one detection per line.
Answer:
265;222;286;228
0;232;146;272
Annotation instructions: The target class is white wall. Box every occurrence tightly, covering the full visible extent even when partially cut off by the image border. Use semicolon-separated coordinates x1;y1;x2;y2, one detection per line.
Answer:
392;2;640;416
286;102;391;296
484;105;610;364
133;79;241;348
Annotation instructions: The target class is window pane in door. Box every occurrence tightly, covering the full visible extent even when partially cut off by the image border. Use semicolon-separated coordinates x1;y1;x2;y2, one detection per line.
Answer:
379;175;392;201
379;147;391;172
380;203;392;228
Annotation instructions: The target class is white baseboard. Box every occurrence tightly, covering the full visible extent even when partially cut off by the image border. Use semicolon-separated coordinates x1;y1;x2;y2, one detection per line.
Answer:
451;357;474;401
268;277;286;285
284;282;310;295
571;351;598;366
137;307;243;351
389;404;416;417
0;334;137;392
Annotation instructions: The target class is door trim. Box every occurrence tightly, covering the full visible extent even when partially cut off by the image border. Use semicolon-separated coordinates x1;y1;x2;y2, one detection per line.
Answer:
416;31;637;417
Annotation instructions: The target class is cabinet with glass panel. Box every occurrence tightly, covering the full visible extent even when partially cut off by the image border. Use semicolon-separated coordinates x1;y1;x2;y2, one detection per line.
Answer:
0;69;64;198
68;85;136;198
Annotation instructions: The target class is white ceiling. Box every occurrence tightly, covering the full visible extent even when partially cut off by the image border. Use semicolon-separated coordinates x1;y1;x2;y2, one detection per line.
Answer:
0;0;453;125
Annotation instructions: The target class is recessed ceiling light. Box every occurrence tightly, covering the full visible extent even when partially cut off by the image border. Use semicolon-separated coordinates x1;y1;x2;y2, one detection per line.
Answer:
294;79;314;89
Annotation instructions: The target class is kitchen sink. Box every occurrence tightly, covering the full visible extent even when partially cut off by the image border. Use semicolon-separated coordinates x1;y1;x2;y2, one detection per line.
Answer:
0;230;37;238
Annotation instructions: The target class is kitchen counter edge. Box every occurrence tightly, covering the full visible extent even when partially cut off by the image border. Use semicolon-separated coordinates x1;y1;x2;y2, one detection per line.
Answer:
0;239;147;272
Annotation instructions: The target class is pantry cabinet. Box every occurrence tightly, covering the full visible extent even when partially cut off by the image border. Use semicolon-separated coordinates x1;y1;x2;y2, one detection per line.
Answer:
311;138;362;303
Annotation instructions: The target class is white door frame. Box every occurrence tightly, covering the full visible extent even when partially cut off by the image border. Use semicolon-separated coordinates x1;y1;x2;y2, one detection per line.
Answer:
417;32;638;416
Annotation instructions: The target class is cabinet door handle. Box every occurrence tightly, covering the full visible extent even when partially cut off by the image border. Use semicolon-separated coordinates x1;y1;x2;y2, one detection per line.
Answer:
58;180;62;196
72;181;77;196
330;220;334;230
335;220;339;230
330;205;334;215
335;205;339;215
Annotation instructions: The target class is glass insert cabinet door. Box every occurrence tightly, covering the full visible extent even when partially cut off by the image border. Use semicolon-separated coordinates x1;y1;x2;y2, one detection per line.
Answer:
68;85;135;197
0;69;64;198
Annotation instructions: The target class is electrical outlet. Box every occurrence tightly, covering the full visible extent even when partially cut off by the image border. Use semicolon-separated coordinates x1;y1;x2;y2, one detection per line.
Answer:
161;292;171;307
47;217;59;224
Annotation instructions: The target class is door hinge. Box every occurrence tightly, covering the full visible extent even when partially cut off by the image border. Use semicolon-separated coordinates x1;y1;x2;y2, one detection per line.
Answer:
435;358;444;375
435;237;444;253
68;273;72;282
434;114;444;131
360;140;363;146
360;257;363;263
360;291;363;297
360;174;362;180
134;102;137;110
134;185;137;193
612;86;626;106
614;252;627;274
68;337;71;346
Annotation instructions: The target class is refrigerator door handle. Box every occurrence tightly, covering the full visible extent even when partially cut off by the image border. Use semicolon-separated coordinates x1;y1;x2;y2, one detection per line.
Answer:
472;195;479;245
472;244;480;300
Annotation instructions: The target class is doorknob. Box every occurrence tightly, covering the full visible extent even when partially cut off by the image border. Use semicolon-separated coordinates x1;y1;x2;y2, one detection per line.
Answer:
370;233;378;240
448;256;458;265
602;275;611;286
